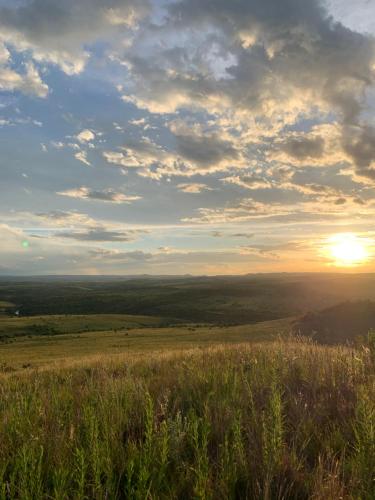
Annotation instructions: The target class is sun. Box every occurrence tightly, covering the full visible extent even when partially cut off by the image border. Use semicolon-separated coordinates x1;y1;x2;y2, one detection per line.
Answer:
328;233;369;267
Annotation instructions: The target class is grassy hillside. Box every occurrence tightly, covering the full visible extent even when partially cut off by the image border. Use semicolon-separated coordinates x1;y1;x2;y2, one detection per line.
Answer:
0;318;292;370
0;313;174;341
0;339;373;499
295;301;375;344
0;301;15;316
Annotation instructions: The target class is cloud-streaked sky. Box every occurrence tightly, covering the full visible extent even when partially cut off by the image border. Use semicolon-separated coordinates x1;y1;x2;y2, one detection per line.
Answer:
1;0;375;275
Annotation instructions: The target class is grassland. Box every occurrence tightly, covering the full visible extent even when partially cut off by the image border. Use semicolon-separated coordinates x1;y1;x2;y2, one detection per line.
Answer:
0;302;14;309
0;338;373;499
0;313;174;340
0;276;374;498
0;317;292;370
0;302;15;316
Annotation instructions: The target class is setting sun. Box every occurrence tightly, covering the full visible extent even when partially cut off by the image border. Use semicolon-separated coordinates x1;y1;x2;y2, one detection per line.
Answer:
328;234;369;267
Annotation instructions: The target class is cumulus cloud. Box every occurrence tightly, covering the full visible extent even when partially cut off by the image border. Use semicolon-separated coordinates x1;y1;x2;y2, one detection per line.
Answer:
341;124;375;182
118;0;374;121
104;121;245;177
0;0;149;75
2;0;375;274
0;61;48;97
169;120;241;170
74;151;91;166
57;187;141;203
270;124;348;167
76;129;95;143
104;137;170;169
113;0;375;186
280;136;325;161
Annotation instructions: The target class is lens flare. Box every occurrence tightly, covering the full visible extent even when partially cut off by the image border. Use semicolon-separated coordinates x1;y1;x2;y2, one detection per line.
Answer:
21;240;30;249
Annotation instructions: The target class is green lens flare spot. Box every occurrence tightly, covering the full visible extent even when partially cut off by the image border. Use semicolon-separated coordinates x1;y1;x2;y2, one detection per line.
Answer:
22;240;30;249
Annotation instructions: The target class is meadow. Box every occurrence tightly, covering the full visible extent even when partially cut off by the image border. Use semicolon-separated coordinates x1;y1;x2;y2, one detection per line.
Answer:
0;338;373;499
0;316;291;370
0;276;374;499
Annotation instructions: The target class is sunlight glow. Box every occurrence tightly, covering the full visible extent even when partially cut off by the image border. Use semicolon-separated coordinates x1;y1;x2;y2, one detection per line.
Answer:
328;234;369;267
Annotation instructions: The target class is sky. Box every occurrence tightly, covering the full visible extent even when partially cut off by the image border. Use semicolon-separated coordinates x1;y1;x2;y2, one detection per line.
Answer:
1;0;375;275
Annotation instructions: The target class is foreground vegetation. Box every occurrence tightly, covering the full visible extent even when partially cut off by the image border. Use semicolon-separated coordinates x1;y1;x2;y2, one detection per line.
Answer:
0;338;373;499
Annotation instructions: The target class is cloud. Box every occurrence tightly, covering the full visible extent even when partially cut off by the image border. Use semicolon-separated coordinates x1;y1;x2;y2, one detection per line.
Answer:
0;61;48;97
0;0;150;75
57;187;141;203
88;248;153;262
183;191;374;225
35;210;95;226
0;42;10;65
1;0;375;275
74;151;91;166
183;199;292;224
231;233;255;239
223;170;368;209
279;136;325;161
58;228;142;242
341;124;375;182
76;129;95;143
104;121;245;177
169;120;240;169
119;0;374;122
104;137;170;169
177;183;212;194
114;0;375;186
223;175;273;190
270;124;348;167
211;231;254;239
239;240;307;257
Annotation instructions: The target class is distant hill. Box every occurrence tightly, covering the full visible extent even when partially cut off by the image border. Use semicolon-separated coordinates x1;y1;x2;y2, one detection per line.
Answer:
294;301;375;344
2;273;375;325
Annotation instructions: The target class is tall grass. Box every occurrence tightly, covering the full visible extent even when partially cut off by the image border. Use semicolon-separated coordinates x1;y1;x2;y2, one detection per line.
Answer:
0;338;374;499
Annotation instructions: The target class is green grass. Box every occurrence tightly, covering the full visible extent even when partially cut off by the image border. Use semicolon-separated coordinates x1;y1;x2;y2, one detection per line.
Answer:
0;338;373;499
0;302;15;317
0;302;14;308
0;318;292;370
0;313;174;340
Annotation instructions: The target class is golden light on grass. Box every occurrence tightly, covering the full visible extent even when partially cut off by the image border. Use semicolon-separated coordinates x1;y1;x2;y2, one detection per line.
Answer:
327;233;370;267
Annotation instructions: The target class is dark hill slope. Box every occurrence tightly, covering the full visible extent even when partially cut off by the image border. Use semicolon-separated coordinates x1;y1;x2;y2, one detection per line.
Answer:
294;301;375;344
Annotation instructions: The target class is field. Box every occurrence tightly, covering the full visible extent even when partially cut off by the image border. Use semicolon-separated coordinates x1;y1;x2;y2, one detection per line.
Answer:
0;275;374;498
0;313;174;339
0;317;292;370
0;339;374;499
